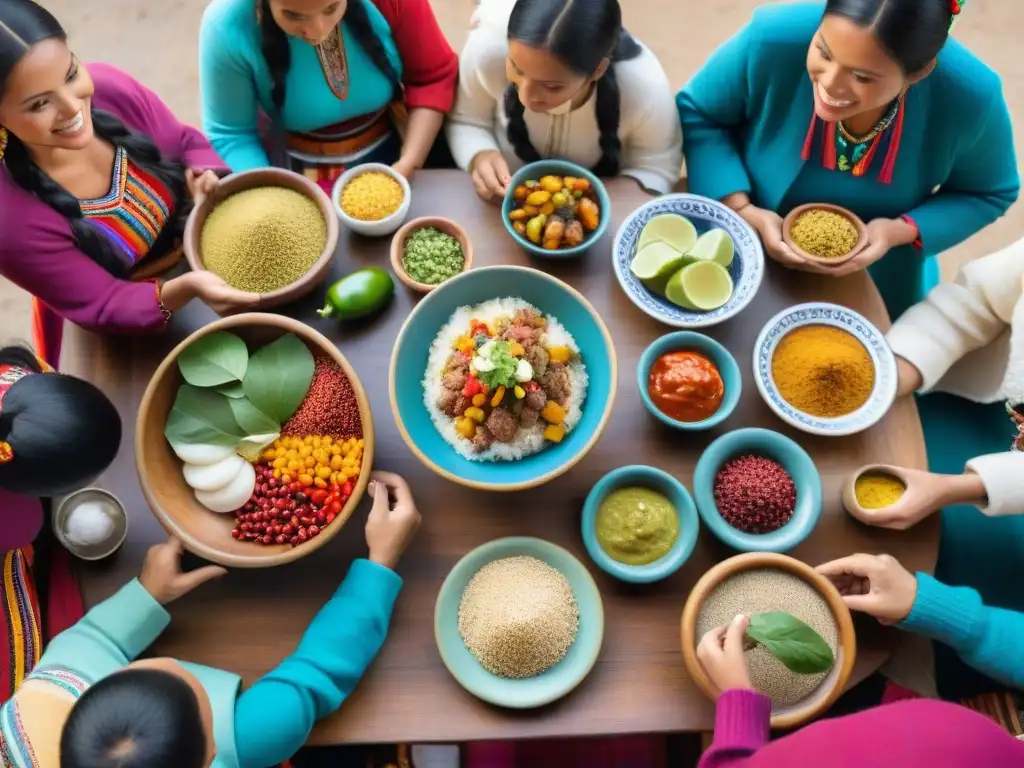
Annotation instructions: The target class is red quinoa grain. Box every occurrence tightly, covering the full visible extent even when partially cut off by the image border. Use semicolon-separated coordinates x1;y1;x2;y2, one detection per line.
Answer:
713;455;796;534
283;356;363;439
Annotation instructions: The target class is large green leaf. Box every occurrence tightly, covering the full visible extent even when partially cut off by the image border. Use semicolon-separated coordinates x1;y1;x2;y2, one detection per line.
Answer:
164;385;245;447
177;332;249;387
229;397;281;436
242;334;315;423
745;611;834;675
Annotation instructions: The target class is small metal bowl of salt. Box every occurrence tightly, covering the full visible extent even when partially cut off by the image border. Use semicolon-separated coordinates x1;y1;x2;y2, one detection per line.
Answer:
54;488;128;560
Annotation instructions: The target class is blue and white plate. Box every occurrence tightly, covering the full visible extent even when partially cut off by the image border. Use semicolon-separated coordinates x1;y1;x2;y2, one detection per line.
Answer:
612;194;764;328
753;302;898;437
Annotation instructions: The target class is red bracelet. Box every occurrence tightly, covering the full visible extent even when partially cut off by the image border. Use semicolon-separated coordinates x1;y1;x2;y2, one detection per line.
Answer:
900;215;923;250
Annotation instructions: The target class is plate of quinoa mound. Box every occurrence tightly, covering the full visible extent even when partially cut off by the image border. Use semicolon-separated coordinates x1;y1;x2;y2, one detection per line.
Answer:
434;536;604;709
754;302;898;437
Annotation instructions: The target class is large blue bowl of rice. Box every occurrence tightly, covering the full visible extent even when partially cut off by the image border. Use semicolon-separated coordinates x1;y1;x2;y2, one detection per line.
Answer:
389;266;617;491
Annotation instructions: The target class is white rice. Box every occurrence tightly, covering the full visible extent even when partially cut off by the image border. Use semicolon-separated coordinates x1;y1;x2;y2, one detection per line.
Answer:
422;298;588;462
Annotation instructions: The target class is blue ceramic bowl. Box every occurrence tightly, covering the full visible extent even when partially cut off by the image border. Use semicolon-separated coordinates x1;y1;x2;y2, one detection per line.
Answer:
435;536;604;708
502;160;611;258
389;265;617;491
581;465;699;583
612;194;765;328
754;302;898;437
692;428;822;553
637;332;742;431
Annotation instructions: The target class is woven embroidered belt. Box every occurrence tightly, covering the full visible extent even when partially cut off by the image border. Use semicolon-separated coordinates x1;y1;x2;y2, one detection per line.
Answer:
285;109;391;159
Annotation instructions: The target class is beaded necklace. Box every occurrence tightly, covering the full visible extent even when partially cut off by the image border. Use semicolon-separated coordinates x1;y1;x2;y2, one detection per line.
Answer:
835;98;901;174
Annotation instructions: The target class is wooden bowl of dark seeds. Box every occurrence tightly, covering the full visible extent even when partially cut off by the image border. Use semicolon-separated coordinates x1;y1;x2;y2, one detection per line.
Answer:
680;552;856;729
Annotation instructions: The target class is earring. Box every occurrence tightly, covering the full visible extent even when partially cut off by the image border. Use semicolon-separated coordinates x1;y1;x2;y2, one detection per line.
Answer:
0;127;7;162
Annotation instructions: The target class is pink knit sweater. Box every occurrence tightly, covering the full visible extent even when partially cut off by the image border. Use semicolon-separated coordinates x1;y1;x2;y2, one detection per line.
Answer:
700;691;1024;767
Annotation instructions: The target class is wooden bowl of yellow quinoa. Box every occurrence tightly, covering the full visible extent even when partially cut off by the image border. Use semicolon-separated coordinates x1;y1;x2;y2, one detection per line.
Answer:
184;168;339;310
782;204;867;266
331;162;412;238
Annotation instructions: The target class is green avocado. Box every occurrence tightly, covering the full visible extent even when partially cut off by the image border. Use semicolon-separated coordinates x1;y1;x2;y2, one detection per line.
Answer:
318;267;395;320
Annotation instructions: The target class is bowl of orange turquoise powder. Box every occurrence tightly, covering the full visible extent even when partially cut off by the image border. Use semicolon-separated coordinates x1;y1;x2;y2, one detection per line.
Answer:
782;204;867;266
332;163;411;237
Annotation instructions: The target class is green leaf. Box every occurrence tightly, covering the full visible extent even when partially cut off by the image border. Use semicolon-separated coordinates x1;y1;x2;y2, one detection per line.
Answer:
476;340;519;390
229;397;281;436
745;611;835;675
216;382;247;399
177;332;249;387
164;385;245;447
242;334;315;424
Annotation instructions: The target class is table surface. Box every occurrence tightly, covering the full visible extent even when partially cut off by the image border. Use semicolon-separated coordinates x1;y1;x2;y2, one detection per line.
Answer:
63;170;938;744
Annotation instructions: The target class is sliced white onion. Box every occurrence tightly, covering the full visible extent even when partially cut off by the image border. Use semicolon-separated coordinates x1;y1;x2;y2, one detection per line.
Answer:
171;442;235;465
194;461;256;514
183;454;247;492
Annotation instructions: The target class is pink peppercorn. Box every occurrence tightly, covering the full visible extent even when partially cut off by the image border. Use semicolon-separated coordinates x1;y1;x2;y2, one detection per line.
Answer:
713;455;796;534
283;355;363;439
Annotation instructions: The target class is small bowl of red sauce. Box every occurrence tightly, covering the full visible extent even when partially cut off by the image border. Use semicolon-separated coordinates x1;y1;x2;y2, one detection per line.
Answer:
638;332;742;431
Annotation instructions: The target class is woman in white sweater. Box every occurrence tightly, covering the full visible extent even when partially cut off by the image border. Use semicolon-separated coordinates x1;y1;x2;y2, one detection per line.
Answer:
820;236;1024;705
449;0;682;200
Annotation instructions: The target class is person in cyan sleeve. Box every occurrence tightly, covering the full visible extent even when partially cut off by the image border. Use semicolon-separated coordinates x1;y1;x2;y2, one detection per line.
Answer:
0;472;420;768
676;0;1019;320
199;0;458;191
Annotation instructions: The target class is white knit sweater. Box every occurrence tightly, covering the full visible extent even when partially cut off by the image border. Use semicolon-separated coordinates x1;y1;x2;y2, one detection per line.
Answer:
448;0;683;194
887;236;1024;517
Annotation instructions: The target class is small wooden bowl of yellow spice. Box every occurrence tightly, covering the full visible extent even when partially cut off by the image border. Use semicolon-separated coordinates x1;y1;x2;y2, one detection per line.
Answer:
843;464;979;529
782;204;868;266
184;168;339;311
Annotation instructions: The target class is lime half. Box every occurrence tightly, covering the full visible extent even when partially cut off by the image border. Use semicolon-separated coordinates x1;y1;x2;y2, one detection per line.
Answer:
638;214;698;253
687;229;734;268
665;261;734;311
630;241;685;282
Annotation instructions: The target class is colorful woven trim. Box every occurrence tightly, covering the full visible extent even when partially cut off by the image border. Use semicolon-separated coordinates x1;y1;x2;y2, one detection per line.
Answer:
0;549;42;701
80;146;174;265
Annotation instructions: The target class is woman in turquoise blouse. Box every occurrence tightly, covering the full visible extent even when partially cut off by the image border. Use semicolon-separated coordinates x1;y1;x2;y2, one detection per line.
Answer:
677;0;1019;320
200;0;459;192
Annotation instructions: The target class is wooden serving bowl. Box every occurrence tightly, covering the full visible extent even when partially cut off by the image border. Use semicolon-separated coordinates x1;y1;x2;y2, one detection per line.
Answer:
680;552;856;729
782;203;868;267
184;168;340;310
389;216;474;294
136;313;374;568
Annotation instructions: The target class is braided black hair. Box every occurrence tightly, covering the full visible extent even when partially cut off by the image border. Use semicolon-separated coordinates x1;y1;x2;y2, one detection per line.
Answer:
504;0;640;177
824;0;959;73
0;0;187;278
259;0;401;166
0;345;122;497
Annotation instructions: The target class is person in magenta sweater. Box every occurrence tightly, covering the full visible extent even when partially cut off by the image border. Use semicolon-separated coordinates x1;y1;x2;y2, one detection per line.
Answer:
0;0;257;368
695;615;1024;767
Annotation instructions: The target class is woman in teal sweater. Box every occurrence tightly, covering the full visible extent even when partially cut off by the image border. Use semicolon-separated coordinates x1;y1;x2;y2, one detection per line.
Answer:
676;0;1019;320
0;472;420;768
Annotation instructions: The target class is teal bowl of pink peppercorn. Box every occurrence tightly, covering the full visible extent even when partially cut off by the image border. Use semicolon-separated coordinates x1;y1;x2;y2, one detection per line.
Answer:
390;216;474;294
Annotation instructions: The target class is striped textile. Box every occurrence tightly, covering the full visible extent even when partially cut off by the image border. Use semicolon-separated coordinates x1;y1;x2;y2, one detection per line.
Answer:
79;146;173;263
0;549;42;700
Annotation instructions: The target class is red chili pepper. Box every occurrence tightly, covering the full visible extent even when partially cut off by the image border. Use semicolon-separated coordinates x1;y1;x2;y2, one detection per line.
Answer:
523;380;541;393
463;374;483;398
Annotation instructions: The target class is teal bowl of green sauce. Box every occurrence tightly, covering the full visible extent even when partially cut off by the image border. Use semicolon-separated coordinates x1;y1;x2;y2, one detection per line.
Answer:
582;465;699;584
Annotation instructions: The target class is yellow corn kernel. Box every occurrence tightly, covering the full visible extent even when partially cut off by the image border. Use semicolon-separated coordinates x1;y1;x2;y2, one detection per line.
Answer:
298;473;314;486
273;468;281;479
491;385;506;407
316;465;332;480
312;436;321;448
472;393;487;407
328;454;343;470
302;457;315;469
357;439;365;447
464;406;486;423
285;448;298;460
342;455;356;468
303;436;314;445
509;342;525;357
286;459;301;472
299;445;312;458
455;417;476;439
329;471;339;485
514;385;525;399
262;449;276;461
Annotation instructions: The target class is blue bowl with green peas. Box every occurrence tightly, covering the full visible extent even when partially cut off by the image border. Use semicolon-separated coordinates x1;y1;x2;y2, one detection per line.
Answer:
390;216;474;294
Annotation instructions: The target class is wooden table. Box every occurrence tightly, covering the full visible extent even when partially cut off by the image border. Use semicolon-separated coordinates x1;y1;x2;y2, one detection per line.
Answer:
63;170;937;744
